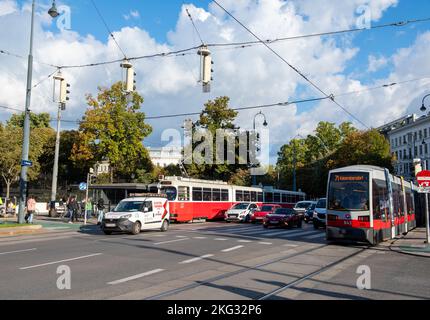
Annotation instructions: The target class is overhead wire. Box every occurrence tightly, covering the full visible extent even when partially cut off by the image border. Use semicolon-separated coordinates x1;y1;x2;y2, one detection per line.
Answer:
211;0;369;129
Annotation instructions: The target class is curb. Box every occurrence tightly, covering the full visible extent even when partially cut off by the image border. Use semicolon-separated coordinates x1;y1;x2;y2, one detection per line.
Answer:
0;225;44;237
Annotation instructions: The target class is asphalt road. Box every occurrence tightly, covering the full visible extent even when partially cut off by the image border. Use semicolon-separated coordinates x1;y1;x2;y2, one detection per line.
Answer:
0;220;429;300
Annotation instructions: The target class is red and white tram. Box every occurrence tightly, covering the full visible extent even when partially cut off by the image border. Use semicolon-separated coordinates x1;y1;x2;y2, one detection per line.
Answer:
150;177;306;222
326;165;418;245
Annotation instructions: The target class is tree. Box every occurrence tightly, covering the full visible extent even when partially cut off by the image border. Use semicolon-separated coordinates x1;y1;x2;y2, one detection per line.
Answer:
7;112;51;129
70;82;153;181
0;123;55;199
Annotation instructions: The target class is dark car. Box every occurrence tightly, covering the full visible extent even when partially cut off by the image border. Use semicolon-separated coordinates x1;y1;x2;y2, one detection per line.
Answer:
263;208;302;229
304;202;317;223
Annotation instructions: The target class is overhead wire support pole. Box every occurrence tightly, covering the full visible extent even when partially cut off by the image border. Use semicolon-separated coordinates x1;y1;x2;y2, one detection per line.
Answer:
211;0;369;130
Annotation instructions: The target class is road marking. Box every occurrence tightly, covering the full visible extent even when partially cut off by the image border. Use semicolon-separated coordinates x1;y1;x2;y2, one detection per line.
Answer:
258;242;272;245
193;237;207;239
221;245;244;252
46;227;72;230
284;230;320;238
283;244;299;247
214;238;227;241
304;233;326;239
153;238;189;245
107;269;164;285
237;240;253;243
19;253;102;270
179;254;214;264
176;235;188;238
152;234;166;237
0;248;37;256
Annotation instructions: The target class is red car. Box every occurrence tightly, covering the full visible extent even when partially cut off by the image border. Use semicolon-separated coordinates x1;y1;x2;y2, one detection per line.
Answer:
263;208;302;228
250;204;281;223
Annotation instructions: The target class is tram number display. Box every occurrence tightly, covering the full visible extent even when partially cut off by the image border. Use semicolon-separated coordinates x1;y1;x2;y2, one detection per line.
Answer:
333;174;368;182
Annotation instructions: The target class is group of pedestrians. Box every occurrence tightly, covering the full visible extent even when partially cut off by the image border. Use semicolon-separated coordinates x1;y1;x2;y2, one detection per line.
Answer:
65;196;105;224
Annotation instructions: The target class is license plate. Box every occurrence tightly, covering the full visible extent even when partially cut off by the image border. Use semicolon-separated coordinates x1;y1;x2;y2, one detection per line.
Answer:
270;221;279;224
105;223;116;228
256;217;263;220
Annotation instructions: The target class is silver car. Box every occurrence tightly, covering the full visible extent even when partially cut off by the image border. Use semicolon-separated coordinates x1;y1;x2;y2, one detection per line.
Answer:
225;202;259;223
313;198;327;229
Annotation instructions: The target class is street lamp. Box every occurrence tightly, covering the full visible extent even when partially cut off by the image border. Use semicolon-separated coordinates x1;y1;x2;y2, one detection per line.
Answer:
251;111;268;186
420;94;430;113
17;0;59;224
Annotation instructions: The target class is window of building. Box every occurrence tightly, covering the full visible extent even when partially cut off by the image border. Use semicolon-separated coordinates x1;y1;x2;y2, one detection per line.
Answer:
399;150;402;160
425;129;428;138
426;144;429;154
420;145;423;155
414;146;418;157
419;130;423;140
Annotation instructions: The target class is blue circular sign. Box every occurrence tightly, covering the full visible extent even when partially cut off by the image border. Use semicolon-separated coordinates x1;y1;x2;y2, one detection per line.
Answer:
79;182;87;191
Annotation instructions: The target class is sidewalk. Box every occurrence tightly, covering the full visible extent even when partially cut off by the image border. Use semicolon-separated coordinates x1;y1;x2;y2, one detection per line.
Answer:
389;227;430;257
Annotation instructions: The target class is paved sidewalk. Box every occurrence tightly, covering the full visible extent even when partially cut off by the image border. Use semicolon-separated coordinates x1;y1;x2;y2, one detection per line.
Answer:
389;227;430;257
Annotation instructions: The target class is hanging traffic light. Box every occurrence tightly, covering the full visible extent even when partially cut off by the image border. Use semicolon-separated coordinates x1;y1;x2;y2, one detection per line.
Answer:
120;60;135;93
53;71;70;108
198;46;213;93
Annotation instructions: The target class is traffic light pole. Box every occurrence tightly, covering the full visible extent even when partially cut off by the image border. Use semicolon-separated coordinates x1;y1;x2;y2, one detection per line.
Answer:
18;0;36;224
49;103;62;217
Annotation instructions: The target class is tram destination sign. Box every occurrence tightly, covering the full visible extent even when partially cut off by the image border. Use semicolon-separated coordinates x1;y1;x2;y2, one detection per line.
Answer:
416;170;430;193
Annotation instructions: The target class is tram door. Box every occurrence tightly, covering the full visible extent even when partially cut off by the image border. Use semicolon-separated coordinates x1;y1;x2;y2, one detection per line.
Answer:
385;169;397;239
401;178;408;234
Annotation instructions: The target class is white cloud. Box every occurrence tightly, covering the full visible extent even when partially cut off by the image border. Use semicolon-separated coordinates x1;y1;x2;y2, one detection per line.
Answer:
2;0;430;163
0;0;17;16
367;54;388;72
123;9;140;21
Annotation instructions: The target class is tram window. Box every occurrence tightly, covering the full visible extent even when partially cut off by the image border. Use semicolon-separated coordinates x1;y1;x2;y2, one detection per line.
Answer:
265;192;273;203
328;172;370;211
391;182;404;217
161;187;177;201
372;179;389;221
243;191;251;202
178;186;190;201
203;188;212;201
405;190;414;216
212;189;221;202
193;187;203;201
251;191;257;202
274;193;281;203
282;194;288;203
221;189;229;201
236;190;243;202
257;192;263;202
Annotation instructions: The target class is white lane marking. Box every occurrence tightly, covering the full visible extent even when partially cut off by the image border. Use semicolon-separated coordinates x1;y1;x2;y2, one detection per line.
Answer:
0;248;37;255
237;240;252;243
107;269;164;285
46;227;72;230
304;233;326;239
153;238;189;245
230;226;262;233
214;238;227;241
176;235;188;238
152;234;166;237
221;245;244;252
258;242;272;245
19;253;102;270
179;254;214;264
283;244;299;247
193;237;207;239
286;230;320;237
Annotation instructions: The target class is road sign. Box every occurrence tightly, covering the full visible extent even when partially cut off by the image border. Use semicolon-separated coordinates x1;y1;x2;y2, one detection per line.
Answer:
79;182;87;191
416;170;430;193
21;160;33;167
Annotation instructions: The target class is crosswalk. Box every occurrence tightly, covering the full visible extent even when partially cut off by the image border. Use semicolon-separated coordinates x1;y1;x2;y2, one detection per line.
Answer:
189;224;325;240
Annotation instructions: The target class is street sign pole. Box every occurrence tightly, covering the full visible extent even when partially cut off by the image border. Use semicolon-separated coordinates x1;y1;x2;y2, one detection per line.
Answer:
415;170;430;244
425;193;430;244
84;173;89;226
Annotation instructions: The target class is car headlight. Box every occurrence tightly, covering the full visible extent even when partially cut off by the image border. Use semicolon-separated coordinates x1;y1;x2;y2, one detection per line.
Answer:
313;212;317;217
121;214;132;219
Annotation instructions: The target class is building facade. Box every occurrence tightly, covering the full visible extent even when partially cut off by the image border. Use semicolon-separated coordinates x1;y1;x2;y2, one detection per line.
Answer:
378;113;430;180
148;147;183;168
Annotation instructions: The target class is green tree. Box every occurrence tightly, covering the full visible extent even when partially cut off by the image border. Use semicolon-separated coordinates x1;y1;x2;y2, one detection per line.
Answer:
71;82;153;182
7;112;51;129
0;123;55;199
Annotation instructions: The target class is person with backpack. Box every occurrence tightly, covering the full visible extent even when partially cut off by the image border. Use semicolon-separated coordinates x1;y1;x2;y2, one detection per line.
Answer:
25;196;36;224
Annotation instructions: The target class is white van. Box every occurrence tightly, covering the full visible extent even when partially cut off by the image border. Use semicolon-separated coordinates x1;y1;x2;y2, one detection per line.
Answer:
101;194;170;235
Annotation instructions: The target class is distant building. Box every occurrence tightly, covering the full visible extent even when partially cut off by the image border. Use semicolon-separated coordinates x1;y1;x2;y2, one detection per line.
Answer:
148;147;183;168
377;113;430;180
95;160;110;176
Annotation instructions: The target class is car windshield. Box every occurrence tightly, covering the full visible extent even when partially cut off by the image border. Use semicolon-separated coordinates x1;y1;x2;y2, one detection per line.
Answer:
328;172;370;211
261;205;275;211
295;202;312;209
307;203;316;210
232;203;250;210
316;199;326;209
114;201;144;212
274;208;295;215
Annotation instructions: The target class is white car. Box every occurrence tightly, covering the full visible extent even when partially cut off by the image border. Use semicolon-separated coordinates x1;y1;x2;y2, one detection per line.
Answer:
225;202;259;223
102;194;170;235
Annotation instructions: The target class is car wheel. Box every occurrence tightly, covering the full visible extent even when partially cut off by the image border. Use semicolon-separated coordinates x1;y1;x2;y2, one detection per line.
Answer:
131;221;141;235
160;220;169;232
225;220;231;223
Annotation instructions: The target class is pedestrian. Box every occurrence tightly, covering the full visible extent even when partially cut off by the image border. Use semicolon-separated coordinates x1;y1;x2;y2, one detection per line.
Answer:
85;198;93;220
25;195;36;224
97;198;105;225
67;196;78;224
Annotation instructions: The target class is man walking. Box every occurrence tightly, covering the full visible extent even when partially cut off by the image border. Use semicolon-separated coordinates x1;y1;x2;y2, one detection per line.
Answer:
97;198;105;225
25;196;36;224
68;196;78;224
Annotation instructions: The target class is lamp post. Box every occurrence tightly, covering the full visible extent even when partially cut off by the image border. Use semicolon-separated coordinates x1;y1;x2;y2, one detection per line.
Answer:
251;111;268;186
419;95;430;244
17;1;59;224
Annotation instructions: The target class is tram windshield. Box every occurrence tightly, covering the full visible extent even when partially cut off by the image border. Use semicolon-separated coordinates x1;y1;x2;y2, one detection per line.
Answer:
160;187;177;201
328;172;370;211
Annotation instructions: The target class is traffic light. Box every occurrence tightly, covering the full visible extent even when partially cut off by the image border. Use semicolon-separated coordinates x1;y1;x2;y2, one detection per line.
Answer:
120;60;136;93
53;71;70;108
198;46;213;93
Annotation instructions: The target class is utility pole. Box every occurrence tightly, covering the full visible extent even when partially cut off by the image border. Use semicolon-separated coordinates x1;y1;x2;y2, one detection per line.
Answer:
84;168;94;226
293;147;297;192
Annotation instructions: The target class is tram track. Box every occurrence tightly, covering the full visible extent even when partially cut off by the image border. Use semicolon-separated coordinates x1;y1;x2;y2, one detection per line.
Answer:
144;243;369;300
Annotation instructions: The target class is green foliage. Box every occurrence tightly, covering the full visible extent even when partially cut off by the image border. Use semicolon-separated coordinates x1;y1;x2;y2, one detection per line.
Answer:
70;82;153;181
7;112;51;129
